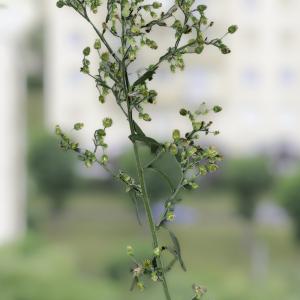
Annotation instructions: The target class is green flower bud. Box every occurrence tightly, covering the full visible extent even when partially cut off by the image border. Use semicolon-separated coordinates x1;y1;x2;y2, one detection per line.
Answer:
98;95;105;103
191;182;199;189
137;281;144;292
74;122;84;130
142;113;152;122
101;52;109;61
85;160;92;168
94;39;101;49
143;259;152;269
153;247;160;257
56;1;64;8
213;105;222;113
195;45;204;54
101;154;109;165
71;143;78;150
192;122;203;131
83;47;90;56
166;211;175;221
127;245;134;256
55;125;62;135
207;164;218;172
131;25;140;34
187;147;197;157
220;44;231;54
170;144;178;155
180;108;188;116
172;129;180;141
152;2;162;9
151;272;158;282
103;117;113;128
197;5;207;12
96;129;106;137
198;165;207;176
228;25;238;34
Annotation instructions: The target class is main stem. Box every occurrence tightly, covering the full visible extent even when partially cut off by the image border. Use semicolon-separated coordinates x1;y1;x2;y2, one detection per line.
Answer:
124;76;172;300
131;130;172;300
120;9;171;299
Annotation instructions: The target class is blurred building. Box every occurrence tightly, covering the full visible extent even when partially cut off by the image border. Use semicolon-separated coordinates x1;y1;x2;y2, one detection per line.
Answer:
45;0;300;156
0;0;35;244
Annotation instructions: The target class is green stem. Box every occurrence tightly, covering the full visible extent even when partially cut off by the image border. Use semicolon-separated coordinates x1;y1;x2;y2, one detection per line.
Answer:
131;140;172;300
119;5;171;299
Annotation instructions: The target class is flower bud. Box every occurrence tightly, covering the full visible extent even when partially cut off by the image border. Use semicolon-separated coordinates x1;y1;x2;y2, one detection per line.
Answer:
197;5;207;12
103;117;113;128
152;2;162;9
151;272;158;282
180;108;188;116
101;154;109;165
213;105;222;113
137;281;144;291
94;39;101;49
55;125;62;135
207;164;218;172
101;52;109;62
153;247;160;257
228;25;238;34
166;211;175;221
198;165;207;176
187;147;197;157
195;45;204;54
74;122;84;130
127;245;134;256
169;144;178;155
83;47;90;56
191;182;199;189
98;95;105;103
142;113;152;122
56;1;64;8
172;129;180;141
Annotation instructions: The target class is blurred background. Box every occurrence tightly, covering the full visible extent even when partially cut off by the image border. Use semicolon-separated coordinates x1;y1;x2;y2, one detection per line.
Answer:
1;0;300;299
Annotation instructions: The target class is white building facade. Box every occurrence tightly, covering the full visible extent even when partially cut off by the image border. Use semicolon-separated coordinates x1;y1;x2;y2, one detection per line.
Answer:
0;0;34;245
45;0;300;156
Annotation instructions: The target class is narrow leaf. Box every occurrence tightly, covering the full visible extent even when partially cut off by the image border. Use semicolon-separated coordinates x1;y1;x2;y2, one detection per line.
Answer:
130;276;138;291
129;190;142;225
163;225;187;271
132;66;158;88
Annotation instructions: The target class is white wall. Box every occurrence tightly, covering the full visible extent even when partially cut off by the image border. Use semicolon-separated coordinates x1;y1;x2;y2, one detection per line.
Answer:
0;0;34;245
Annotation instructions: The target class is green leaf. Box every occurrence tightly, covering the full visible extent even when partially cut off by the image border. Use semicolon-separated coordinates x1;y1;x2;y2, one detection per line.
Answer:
163;225;187;272
148;152;183;191
147;167;175;192
132;66;158;88
133;121;146;136
129;134;162;153
130;276;138;291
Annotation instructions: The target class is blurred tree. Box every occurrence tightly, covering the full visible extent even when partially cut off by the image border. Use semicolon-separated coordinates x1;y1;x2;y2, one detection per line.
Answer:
222;157;273;279
276;172;300;242
28;134;76;214
224;157;273;220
